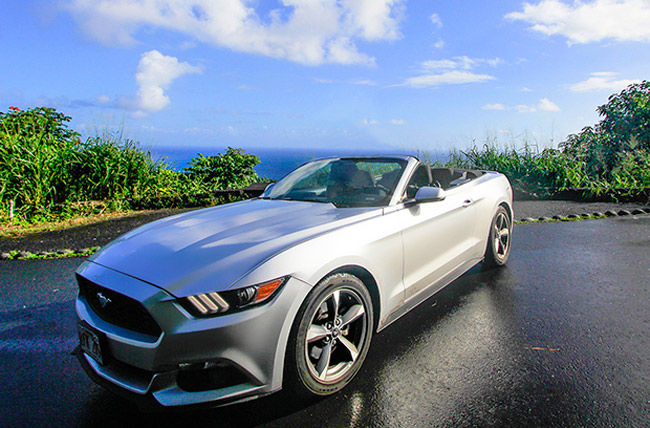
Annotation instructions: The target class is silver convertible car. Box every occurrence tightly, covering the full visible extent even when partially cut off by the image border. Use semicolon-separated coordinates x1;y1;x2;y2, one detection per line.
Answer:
75;155;513;408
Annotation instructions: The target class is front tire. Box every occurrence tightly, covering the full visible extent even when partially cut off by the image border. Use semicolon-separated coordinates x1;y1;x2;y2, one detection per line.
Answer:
484;205;512;268
285;273;373;397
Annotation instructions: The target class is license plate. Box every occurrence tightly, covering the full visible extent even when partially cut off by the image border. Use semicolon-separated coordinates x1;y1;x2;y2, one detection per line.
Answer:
78;323;104;365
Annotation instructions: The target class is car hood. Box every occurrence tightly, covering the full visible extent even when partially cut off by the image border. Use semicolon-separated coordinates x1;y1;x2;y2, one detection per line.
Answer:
89;199;379;297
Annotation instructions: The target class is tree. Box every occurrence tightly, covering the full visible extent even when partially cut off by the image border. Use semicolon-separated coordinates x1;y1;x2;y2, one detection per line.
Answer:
561;80;650;182
598;80;650;152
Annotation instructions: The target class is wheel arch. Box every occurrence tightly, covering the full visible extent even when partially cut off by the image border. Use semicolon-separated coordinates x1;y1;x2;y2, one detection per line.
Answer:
499;201;513;223
321;265;381;332
481;199;513;246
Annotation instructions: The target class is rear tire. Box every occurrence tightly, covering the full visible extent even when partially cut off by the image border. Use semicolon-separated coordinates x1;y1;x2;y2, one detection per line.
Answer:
483;205;512;268
284;273;373;397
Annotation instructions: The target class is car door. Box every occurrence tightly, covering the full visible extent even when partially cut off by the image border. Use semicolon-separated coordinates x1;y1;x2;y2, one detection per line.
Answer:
397;180;477;301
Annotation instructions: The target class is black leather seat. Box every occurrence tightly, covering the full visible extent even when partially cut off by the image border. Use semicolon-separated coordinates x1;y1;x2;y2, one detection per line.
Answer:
431;168;453;189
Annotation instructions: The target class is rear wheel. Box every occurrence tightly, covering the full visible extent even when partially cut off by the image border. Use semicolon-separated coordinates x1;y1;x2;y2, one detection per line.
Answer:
484;206;512;268
285;273;373;397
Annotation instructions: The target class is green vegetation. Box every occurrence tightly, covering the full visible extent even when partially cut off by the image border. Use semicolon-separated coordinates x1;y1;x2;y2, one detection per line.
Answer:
444;80;650;199
1;247;101;260
1;81;648;225
185;148;260;190
1;106;260;224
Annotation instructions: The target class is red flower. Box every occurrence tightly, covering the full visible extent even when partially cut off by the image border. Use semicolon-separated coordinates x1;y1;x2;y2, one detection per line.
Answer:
9;106;21;111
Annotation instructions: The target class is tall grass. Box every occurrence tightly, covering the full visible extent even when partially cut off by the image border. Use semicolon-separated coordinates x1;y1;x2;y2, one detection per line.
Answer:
1;107;261;223
0;107;81;219
68;130;164;201
441;138;650;199
443;143;571;198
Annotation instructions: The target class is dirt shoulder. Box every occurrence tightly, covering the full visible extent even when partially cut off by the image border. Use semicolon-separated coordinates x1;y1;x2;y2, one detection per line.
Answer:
0;208;193;253
0;200;648;254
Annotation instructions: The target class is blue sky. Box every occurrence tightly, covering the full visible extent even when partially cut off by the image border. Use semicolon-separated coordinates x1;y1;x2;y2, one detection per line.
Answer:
2;0;649;152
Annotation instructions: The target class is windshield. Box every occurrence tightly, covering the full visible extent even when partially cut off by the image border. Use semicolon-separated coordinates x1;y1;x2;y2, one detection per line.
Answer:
263;158;407;208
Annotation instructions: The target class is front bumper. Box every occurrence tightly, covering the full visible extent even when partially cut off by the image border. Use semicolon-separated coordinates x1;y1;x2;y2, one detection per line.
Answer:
75;261;311;408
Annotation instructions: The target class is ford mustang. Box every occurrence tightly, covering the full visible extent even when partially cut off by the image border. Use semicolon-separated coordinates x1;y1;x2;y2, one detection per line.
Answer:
74;155;513;408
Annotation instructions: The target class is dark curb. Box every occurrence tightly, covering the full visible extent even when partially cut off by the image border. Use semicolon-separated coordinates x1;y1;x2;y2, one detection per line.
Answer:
517;207;650;224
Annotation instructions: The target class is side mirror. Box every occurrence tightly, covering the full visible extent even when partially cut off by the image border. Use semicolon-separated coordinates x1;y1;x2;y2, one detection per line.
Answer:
409;186;446;205
261;182;275;198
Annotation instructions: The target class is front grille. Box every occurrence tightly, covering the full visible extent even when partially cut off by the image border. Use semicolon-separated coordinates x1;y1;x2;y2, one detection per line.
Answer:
77;274;162;337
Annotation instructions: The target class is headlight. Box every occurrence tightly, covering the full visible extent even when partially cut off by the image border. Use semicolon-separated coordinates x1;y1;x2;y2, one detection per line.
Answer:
181;277;287;317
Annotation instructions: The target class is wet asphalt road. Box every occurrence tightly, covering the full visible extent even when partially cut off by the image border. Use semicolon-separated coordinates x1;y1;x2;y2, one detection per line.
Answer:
1;216;650;428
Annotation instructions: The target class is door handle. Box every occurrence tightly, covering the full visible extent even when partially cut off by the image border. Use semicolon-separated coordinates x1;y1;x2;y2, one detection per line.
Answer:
462;199;473;207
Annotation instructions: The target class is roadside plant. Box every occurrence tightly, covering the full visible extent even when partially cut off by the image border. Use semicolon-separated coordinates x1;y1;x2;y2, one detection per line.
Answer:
561;80;650;191
185;147;260;191
0;104;264;224
445;143;573;198
68;130;165;201
0;107;81;218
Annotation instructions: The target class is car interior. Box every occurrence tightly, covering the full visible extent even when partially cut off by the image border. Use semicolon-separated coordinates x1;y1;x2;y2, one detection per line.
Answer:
405;165;484;199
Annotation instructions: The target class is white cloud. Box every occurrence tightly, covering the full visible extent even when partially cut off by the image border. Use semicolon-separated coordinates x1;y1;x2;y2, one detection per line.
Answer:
133;50;202;115
516;98;560;113
538;97;560;111
422;56;501;71
351;79;377;86
343;0;404;41
96;94;111;104
521;86;533;92
390;119;406;125
506;0;650;44
433;39;445;49
430;13;442;29
401;56;499;88
421;59;460;71
516;104;536;113
313;77;377;85
403;71;495;88
362;118;379;125
65;0;405;66
570;72;640;92
482;103;507;111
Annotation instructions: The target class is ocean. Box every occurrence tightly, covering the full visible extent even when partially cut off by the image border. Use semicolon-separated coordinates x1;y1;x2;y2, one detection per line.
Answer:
148;146;447;180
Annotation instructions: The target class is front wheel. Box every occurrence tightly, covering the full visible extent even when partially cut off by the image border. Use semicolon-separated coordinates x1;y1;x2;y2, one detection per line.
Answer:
483;205;512;268
285;273;373;397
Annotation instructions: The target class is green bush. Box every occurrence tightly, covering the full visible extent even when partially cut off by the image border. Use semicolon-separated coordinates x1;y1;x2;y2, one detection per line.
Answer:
445;143;574;198
68;130;164;201
449;81;650;199
184;147;260;191
0;107;81;216
561;80;650;191
0;107;263;223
